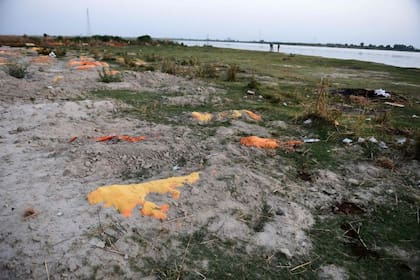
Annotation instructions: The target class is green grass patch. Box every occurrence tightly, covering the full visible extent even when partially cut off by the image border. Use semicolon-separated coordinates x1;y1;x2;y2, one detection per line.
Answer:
309;196;420;279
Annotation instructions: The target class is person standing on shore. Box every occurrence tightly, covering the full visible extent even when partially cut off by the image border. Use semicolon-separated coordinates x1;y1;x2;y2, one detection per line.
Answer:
277;43;280;52
269;43;273;52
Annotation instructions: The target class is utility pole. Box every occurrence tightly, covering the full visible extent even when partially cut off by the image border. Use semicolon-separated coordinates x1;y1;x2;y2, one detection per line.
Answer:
86;8;91;36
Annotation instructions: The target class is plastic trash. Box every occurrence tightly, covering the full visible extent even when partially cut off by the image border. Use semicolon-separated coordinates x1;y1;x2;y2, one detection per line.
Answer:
379;141;388;149
397;138;407;145
48;51;56;58
368;136;378;144
303;119;312;125
342;138;353;144
374;89;391;98
358;137;366;143
303;138;320;143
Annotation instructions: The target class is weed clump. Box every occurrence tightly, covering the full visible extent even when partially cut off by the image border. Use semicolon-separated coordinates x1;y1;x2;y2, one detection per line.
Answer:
7;62;27;79
98;68;122;83
180;56;200;66
161;59;178;75
196;63;218;78
226;64;240;81
247;76;260;90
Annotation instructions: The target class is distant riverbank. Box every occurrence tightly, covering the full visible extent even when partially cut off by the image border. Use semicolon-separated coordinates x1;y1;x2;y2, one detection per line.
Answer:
178;40;420;68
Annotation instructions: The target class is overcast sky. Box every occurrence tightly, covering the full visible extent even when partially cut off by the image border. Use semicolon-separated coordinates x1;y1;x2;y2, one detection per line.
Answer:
1;0;419;47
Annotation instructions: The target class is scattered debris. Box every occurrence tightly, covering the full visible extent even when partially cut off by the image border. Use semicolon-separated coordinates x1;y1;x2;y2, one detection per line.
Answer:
376;156;394;170
374;88;391;98
412;115;419;118
396;138;407;145
23;207;39;220
331;88;391;99
278;140;304;151
87;172;200;219
379;141;388;149
333;201;365;215
341;223;379;259
342;138;353;144
247;90;255;95
303;138;320;143
303;119;312;125
368;136;378;144
52;75;64;84
69;136;78;143
384;102;405;108
48;51;56;58
298;171;313;182
349;95;369;105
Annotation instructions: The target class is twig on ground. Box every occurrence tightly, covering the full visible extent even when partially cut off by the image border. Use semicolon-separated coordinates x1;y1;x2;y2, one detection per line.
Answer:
417;207;419;224
195;270;207;279
290;255;319;273
163;214;194;224
52;235;75;247
97;246;125;256
44;259;50;280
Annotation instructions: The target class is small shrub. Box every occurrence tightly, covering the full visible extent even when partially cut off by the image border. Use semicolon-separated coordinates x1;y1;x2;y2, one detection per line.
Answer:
161;59;178;75
196;63;218;78
315;78;329;119
53;48;67;58
226;64;240;82
98;68;122;83
247;76;260;90
375;110;392;126
36;48;51;55
143;53;161;62
8;63;27;79
180;56;200;66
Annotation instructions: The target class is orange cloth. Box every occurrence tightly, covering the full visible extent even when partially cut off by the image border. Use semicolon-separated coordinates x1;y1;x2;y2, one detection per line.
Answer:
240;136;279;149
95;135;146;143
87;172;200;219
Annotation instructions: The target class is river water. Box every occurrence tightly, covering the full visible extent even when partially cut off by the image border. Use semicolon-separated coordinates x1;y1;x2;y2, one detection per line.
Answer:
178;40;420;68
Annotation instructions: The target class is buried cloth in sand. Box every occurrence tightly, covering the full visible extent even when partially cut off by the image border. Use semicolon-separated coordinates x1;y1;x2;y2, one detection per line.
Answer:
87;172;200;219
240;136;279;149
191;109;262;123
68;57;109;70
95;135;146;143
240;136;303;151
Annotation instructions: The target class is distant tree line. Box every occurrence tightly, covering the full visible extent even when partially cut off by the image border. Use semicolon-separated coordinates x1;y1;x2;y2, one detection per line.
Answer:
250;40;419;52
324;42;417;52
4;34;180;47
